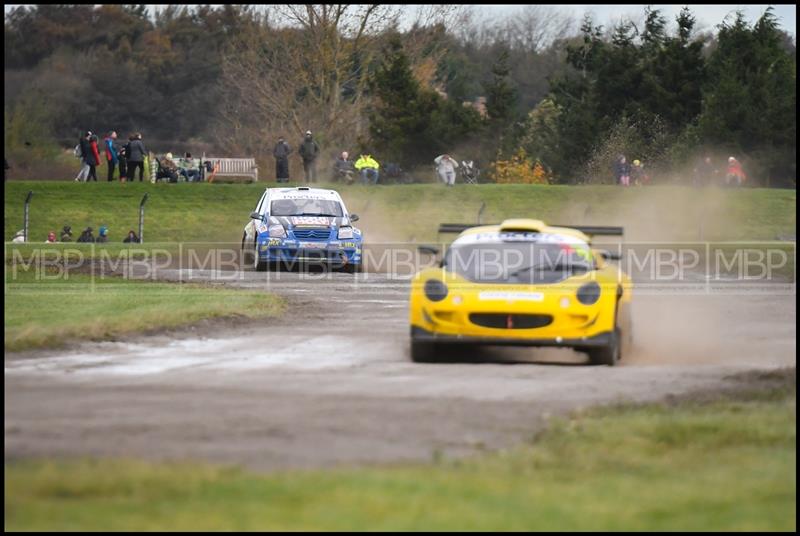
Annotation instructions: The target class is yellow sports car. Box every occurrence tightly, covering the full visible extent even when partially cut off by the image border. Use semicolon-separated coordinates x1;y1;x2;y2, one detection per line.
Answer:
409;219;633;365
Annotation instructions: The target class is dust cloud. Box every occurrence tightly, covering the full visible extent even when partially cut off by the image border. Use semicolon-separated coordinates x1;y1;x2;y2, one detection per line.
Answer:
551;184;795;367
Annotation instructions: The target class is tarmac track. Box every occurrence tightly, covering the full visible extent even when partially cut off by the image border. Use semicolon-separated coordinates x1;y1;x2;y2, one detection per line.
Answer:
4;264;796;471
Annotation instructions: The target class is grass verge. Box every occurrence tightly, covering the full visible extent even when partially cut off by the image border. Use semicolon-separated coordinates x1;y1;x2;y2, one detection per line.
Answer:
5;370;795;531
5;180;796;244
4;269;283;351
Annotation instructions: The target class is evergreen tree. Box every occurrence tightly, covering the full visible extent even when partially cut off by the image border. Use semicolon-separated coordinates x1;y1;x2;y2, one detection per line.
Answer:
698;8;796;184
484;49;517;124
369;40;481;167
640;7;705;130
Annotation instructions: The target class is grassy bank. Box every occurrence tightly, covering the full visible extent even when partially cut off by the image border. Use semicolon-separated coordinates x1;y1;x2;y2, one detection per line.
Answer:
5;371;795;531
4;269;283;351
4;181;796;244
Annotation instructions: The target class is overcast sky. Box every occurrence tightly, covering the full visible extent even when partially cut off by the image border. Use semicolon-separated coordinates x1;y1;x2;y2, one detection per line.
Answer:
480;4;796;35
5;4;797;36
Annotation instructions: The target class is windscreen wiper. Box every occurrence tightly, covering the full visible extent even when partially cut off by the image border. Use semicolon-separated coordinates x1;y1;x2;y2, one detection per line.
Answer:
296;212;338;217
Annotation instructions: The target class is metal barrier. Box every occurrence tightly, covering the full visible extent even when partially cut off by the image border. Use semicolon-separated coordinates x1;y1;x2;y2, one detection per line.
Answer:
139;193;149;243
23;190;33;242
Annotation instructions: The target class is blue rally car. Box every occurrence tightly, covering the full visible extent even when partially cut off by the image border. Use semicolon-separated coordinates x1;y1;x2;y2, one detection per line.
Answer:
242;187;363;272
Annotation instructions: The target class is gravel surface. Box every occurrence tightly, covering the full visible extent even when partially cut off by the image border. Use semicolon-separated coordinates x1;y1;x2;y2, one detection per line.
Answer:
5;266;796;471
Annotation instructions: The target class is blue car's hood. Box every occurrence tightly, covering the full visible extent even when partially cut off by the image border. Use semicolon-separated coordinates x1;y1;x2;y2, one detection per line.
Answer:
271;215;352;228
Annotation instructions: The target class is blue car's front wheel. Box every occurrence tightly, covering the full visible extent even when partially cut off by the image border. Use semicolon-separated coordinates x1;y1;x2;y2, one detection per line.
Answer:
342;262;362;274
253;241;266;272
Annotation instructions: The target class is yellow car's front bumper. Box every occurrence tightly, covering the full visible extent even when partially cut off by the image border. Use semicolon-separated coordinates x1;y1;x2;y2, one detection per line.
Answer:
408;266;632;349
410;325;616;348
410;288;620;341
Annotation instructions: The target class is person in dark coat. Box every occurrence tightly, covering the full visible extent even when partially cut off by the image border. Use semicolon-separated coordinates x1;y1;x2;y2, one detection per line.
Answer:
123;229;140;243
60;225;73;242
76;227;95;243
298;130;320;183
126;133;147;182
75;131;93;182
333;151;355;184
614;154;631;187
273;136;292;183
117;141;128;183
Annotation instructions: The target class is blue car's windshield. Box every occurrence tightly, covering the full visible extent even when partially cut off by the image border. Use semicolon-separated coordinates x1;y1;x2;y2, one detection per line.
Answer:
270;198;344;217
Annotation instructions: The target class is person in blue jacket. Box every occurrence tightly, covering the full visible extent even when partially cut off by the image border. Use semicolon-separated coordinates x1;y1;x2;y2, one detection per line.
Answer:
104;131;119;182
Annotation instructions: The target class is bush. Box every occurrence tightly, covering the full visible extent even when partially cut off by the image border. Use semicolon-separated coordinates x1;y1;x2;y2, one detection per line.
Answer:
491;148;550;184
582;113;671;184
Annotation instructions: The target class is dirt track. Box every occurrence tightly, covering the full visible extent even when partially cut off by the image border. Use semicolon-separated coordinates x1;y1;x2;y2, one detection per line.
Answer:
4;266;796;471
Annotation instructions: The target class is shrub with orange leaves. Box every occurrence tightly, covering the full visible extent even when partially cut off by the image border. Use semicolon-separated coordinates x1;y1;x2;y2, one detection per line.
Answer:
491;148;550;184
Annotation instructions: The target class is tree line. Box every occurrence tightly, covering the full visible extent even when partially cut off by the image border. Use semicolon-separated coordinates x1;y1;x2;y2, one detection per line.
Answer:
4;4;796;186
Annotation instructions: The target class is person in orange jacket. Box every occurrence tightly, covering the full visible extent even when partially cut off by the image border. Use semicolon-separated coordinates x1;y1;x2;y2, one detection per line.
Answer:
725;156;746;186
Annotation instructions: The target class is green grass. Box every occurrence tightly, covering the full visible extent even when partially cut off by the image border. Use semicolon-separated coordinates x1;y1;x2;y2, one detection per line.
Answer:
5;377;795;531
4;269;284;351
4;181;796;244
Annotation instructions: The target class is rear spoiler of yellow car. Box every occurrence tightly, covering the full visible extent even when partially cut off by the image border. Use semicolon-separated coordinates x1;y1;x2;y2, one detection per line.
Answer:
438;223;624;236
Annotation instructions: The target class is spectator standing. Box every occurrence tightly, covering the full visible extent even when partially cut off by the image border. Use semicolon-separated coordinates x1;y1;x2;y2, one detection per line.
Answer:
45;231;57;243
298;130;320;183
104;131;119;182
118;141;128;183
614;155;631;187
74;131;93;182
273;136;292;183
631;159;648;186
11;230;25;243
434;154;459;186
127;133;147;182
86;134;101;182
354;154;380;184
692;155;717;187
725;156;746;186
60;225;73;242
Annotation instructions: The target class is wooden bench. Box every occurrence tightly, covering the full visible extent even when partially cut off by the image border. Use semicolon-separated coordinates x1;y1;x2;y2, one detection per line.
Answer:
201;156;259;183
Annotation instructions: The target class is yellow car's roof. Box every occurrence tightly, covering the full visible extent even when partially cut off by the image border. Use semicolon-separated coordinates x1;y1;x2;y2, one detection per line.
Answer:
456;219;591;245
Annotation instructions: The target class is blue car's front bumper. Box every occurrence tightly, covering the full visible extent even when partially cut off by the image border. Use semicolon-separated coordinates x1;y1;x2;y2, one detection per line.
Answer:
257;237;362;267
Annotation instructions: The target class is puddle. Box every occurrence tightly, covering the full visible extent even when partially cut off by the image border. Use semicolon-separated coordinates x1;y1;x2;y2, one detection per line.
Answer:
5;334;390;377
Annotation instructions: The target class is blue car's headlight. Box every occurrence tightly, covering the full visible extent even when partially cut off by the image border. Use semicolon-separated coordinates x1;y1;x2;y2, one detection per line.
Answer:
269;225;287;238
338;226;354;239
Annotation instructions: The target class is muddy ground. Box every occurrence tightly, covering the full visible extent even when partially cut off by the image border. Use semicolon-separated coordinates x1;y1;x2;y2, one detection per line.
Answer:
4;262;796;471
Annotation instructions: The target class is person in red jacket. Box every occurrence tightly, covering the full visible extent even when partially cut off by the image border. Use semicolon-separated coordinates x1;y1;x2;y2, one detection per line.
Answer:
86;134;102;182
725;156;746;186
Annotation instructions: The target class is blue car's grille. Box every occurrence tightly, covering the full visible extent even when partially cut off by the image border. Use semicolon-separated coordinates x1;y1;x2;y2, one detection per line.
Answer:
293;228;331;241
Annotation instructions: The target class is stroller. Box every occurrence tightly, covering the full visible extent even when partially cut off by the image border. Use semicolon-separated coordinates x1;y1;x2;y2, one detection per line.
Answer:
460;160;480;184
